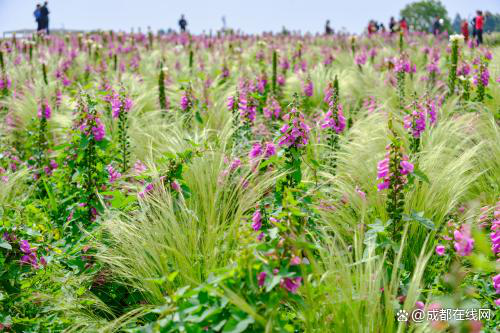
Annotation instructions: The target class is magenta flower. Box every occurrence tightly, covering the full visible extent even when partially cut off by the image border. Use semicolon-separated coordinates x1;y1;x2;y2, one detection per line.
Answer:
37;101;52;119
493;274;500;293
180;93;190;111
170;181;181;192
303;79;313;97
257;272;267;287
229;158;241;171
20;240;31;254
281;277;302;293
426;62;440;74
264;143;276;158
290;256;301;266
227;95;235;110
435;245;445;256
91;118;106;141
355;53;367;66
106;164;121;183
133;160;147;174
400;160;414;175
279;109;310;148
377;157;390;179
249;143;263;159
322;103;346;134
252;210;262;231
263;96;281;119
453;225;474;256
404;110;426;138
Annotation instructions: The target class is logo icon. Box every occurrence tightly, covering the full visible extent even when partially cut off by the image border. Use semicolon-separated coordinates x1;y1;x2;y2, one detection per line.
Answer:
397;309;409;322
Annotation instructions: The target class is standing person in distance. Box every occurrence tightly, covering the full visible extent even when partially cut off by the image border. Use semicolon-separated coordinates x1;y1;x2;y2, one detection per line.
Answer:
475;10;484;45
432;16;441;35
325;20;333;35
389;17;397;34
34;4;43;32
461;19;469;42
400;17;408;34
40;1;50;34
179;14;188;33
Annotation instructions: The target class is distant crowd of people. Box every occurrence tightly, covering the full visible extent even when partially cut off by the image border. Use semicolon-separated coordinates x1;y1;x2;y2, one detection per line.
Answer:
326;9;487;45
31;7;486;45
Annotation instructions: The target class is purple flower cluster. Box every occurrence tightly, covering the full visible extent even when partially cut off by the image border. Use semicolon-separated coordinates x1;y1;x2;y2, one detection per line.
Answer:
322;103;346;134
37;101;52;119
278;109;310;148
180;93;190;111
491;200;499;256
111;93;133;118
43;159;58;176
238;90;257;123
107;164;121;183
19;240;45;269
302;79;313;97
91;118;106;141
426;62;440;74
363;96;379;113
248;142;276;160
394;58;413;73
404;110;426;138
252;210;262;231
0;75;11;90
263;96;281;119
453;224;474;256
355;53;367;66
376;151;414;191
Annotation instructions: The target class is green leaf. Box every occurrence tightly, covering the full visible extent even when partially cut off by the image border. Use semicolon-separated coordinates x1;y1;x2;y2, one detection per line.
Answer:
404;211;435;230
223;315;254;333
413;168;430;184
0;240;12;250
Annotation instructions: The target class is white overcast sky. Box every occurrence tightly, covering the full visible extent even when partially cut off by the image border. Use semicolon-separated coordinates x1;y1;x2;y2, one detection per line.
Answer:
1;0;499;34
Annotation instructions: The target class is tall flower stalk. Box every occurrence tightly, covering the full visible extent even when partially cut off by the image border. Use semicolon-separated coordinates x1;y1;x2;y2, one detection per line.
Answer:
158;63;167;111
278;93;310;189
321;77;345;170
112;89;133;173
377;120;414;241
474;55;490;103
272;49;278;94
448;35;463;96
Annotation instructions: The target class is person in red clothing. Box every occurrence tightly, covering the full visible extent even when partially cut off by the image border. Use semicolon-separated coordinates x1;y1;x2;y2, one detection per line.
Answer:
461;20;469;42
475;10;484;45
400;17;408;33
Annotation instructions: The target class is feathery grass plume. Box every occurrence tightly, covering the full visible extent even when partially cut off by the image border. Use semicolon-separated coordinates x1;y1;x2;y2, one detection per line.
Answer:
448;35;463;97
298;226;431;332
98;146;280;304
